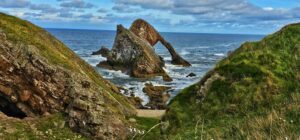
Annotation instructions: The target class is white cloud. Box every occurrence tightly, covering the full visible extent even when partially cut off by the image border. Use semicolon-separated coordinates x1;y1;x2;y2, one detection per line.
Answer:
0;0;30;8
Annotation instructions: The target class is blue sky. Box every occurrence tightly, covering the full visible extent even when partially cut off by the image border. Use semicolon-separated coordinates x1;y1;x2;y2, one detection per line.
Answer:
1;0;300;34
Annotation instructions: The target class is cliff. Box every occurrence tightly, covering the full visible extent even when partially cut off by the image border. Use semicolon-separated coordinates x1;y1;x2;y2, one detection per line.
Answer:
0;13;135;139
162;23;300;139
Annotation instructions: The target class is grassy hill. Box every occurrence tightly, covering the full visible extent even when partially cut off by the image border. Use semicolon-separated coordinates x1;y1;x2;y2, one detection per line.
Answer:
162;23;300;139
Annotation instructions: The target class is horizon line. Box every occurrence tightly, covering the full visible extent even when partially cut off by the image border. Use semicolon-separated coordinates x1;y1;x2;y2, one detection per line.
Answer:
45;27;266;36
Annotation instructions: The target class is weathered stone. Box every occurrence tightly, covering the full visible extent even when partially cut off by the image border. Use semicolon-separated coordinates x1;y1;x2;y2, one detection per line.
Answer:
143;83;171;109
81;81;90;88
19;90;31;102
91;46;110;57
98;25;172;81
0;84;12;96
130;19;191;66
73;98;90;110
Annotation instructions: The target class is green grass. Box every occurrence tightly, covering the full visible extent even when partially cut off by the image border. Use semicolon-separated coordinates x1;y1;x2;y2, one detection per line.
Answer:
162;23;300;139
128;117;164;140
0;113;89;140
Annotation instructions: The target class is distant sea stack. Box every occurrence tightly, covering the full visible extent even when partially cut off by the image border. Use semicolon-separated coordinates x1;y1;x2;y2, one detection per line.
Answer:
130;19;191;66
97;24;172;81
0;13;135;140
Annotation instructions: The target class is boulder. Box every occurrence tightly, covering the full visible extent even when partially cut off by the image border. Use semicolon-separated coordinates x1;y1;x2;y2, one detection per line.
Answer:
186;72;196;77
91;46;110;57
143;83;171;109
130;19;191;66
98;25;172;81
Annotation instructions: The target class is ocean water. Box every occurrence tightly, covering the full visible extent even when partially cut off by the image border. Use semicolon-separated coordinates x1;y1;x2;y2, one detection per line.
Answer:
48;29;263;104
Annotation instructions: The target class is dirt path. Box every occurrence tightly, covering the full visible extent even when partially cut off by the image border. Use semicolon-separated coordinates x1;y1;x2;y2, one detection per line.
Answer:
136;109;166;118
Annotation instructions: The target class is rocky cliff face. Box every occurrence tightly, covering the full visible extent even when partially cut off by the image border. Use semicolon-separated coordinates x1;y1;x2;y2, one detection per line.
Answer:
0;13;135;139
98;25;172;81
130;19;191;66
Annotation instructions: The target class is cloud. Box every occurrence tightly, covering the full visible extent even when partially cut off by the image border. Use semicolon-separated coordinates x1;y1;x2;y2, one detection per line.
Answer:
58;11;74;18
112;4;142;13
30;4;61;14
0;0;30;8
114;0;173;9
60;0;95;9
76;13;104;22
78;13;94;19
113;0;300;29
97;8;109;13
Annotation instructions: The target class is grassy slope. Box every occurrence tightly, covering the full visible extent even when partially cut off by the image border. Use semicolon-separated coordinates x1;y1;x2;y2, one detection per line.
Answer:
163;23;300;139
0;113;89;140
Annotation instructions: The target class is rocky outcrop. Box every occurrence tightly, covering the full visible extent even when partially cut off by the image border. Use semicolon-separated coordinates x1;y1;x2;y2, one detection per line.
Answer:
91;46;110;57
186;72;196;77
98;25;172;81
127;96;144;109
0;13;135;140
130;19;191;66
143;83;171;109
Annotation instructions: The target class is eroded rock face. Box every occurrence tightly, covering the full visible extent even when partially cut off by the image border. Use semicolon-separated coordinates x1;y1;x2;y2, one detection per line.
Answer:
130;19;191;66
98;25;172;81
0;13;135;140
143;83;171;109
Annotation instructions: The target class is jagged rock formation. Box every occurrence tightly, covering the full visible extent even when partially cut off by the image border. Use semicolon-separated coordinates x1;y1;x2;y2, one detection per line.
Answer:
130;19;191;66
0;13;135;139
98;25;172;81
143;83;171;109
91;46;110;57
161;23;300;139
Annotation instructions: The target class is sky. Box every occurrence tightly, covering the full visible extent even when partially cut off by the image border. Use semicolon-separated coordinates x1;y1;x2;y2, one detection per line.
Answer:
1;0;300;34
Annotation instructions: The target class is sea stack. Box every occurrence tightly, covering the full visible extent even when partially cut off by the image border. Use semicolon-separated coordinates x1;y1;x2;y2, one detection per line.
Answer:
130;19;191;66
97;25;172;81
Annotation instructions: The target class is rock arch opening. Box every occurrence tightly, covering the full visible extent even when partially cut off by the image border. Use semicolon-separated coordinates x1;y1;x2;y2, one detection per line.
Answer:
0;94;27;119
153;42;172;62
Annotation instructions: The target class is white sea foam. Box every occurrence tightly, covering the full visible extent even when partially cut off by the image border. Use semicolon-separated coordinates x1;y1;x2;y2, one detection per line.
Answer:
164;57;172;61
179;49;190;55
214;53;225;56
82;55;106;66
123;82;149;105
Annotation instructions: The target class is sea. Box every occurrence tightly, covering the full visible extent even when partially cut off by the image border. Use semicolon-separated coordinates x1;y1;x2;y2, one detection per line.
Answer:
47;29;264;104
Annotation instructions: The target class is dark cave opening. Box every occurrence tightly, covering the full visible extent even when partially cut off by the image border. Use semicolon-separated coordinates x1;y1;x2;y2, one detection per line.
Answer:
0;94;27;119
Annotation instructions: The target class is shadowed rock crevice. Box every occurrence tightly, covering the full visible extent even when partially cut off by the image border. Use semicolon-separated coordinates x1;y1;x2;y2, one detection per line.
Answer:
130;19;191;66
0;94;27;119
